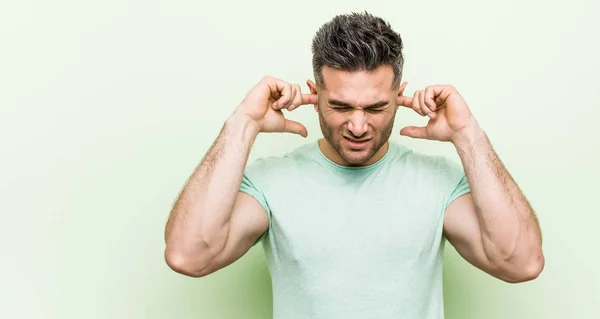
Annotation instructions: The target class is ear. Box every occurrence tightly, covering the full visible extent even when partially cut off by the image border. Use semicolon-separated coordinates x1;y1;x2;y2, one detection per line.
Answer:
396;81;408;109
306;79;319;112
397;81;408;96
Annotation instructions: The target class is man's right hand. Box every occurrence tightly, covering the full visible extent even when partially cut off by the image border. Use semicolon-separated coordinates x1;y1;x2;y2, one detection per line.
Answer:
232;76;318;137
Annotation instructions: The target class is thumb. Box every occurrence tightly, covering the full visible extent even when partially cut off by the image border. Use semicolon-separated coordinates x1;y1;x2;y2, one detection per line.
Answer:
283;119;308;137
400;126;428;139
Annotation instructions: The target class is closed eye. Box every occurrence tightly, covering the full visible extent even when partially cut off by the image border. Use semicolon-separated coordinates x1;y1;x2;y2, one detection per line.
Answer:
328;99;390;112
331;107;352;112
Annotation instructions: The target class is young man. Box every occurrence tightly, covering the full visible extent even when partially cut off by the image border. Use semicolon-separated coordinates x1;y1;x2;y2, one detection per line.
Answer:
164;12;544;319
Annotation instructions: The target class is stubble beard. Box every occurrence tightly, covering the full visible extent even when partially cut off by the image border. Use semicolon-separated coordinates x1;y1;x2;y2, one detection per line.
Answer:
317;107;395;166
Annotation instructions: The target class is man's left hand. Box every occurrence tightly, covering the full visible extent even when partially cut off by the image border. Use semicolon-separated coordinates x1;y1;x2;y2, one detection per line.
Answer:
397;85;476;143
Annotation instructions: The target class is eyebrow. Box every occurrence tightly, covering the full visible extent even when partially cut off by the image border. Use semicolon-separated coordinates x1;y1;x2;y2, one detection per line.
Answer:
328;99;389;109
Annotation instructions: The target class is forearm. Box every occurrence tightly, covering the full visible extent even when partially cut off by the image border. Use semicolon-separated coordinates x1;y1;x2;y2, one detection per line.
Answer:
452;121;543;270
164;113;260;261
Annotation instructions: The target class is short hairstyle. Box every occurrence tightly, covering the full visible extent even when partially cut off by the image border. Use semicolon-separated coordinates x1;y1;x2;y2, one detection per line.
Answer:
311;11;405;89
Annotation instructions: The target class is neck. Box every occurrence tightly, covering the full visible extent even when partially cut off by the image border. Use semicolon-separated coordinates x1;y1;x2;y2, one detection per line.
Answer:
318;138;389;167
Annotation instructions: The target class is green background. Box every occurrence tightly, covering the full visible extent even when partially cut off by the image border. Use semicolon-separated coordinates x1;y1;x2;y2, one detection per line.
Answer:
1;0;598;318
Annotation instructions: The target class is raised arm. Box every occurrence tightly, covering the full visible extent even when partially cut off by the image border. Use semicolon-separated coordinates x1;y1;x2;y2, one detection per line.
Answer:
444;123;544;283
398;84;544;283
164;76;316;277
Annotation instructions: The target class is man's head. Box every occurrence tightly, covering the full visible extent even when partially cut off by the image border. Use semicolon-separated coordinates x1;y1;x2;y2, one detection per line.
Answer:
307;12;407;167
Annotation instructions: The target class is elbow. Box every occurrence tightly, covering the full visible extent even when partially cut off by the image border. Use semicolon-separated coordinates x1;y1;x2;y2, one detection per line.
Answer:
521;253;545;282
163;220;228;278
164;242;218;278
501;251;545;284
164;250;206;278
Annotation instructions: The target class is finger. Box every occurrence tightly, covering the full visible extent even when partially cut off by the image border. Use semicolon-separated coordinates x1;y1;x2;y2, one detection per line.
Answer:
426;85;455;109
290;92;318;111
277;84;294;110
263;77;282;108
397;95;413;107
400;126;429;139
289;87;318;111
412;91;425;116
419;89;435;119
268;79;292;110
301;93;318;105
424;86;437;113
288;85;303;111
283;119;308;137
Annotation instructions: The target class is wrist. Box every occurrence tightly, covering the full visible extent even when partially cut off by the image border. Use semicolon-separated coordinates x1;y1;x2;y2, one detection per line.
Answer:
450;118;487;153
226;111;261;142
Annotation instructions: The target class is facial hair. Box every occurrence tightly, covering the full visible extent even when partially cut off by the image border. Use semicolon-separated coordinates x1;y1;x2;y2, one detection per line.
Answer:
317;106;396;166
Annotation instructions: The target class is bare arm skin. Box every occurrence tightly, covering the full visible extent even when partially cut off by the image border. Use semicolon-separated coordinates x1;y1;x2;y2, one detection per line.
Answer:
398;85;544;283
164;76;317;277
164;114;266;277
444;122;544;283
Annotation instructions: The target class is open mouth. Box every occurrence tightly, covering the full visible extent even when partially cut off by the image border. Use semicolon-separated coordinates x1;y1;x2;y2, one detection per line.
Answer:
343;136;371;149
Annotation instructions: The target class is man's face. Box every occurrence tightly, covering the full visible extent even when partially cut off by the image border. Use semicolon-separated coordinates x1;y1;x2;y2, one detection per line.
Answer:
308;65;406;166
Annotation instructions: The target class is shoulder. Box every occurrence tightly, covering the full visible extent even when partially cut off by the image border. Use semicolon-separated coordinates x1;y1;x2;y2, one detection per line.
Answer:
244;140;319;177
387;140;465;178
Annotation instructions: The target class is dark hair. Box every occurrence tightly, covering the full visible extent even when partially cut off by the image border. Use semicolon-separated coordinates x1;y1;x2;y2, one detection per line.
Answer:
311;11;404;88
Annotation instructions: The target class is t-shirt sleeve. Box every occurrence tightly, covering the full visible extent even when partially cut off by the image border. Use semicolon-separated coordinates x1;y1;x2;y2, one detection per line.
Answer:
440;156;472;210
239;158;272;246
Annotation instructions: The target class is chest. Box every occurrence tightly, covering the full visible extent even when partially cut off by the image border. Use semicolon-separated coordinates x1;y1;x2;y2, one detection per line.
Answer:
265;173;446;270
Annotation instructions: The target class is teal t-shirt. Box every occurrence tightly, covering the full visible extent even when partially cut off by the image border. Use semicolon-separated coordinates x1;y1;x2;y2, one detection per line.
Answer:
239;139;470;319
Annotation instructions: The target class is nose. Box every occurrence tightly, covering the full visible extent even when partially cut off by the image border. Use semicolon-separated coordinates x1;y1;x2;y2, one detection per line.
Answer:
347;111;368;138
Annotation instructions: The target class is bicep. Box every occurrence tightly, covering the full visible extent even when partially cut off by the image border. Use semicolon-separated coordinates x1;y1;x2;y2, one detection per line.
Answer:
207;192;269;274
443;193;500;276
